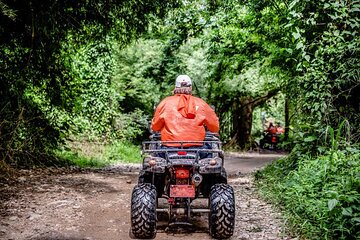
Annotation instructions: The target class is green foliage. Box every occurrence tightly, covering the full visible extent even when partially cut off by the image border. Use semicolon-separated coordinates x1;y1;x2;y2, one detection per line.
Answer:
2;0;358;165
138;0;216;91
198;0;289;146
0;0;180;169
55;140;142;168
114;109;150;143
256;122;360;239
60;34;119;139
113;39;165;113
257;149;360;240
286;0;360;146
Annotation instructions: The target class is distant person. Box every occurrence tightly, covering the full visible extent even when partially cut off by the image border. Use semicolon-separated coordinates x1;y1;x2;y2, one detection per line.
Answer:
151;74;219;147
266;122;277;135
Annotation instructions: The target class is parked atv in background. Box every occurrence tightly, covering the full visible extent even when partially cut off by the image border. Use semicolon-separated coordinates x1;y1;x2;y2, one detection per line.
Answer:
259;132;281;150
259;126;284;150
130;132;235;239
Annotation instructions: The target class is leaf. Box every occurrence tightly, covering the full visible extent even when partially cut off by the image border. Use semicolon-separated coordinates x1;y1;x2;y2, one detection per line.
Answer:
304;136;317;142
342;208;353;216
296;42;304;49
285;48;293;54
328;199;338;211
292;32;301;40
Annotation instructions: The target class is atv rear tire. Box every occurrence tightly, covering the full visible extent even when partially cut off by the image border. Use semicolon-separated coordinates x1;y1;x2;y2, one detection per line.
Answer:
209;183;235;239
130;183;157;239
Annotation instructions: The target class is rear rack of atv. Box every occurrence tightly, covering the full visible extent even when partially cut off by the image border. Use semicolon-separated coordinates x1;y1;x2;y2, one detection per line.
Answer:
142;140;223;152
141;141;224;173
142;141;224;161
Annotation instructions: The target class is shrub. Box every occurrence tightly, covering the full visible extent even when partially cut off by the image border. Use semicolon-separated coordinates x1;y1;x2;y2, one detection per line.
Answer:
256;149;360;240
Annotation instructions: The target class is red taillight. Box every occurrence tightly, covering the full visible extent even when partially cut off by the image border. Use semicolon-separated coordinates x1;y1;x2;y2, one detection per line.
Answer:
271;136;277;143
177;151;187;155
175;168;190;179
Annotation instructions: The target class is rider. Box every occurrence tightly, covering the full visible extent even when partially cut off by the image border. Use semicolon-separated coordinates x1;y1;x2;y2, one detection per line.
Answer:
266;122;277;135
263;122;277;143
151;74;219;148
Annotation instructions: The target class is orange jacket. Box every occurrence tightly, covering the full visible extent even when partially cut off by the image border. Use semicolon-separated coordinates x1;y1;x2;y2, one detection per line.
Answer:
267;126;277;134
151;94;219;145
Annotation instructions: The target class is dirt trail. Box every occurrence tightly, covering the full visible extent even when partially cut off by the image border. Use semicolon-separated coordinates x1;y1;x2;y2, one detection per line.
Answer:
0;152;293;240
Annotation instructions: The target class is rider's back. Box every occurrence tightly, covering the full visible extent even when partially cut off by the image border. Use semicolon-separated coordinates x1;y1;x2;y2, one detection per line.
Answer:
151;94;219;146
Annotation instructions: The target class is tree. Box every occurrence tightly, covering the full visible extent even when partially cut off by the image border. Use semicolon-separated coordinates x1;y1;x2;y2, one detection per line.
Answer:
202;1;289;148
286;0;360;147
0;0;181;167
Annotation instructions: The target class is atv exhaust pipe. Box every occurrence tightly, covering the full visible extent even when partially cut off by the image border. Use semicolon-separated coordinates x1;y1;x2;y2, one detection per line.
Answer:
192;173;203;187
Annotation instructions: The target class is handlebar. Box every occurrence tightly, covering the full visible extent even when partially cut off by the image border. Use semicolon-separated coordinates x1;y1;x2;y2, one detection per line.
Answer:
150;131;220;141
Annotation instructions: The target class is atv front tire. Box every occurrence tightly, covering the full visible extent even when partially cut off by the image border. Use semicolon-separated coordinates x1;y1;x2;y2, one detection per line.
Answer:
209;183;235;239
130;183;157;239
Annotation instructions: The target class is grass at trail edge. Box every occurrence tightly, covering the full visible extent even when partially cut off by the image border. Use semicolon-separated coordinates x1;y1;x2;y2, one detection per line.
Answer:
255;150;360;240
55;140;142;168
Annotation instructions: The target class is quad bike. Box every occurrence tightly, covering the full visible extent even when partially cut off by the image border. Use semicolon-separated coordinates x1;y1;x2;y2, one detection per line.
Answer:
259;132;281;150
130;132;235;239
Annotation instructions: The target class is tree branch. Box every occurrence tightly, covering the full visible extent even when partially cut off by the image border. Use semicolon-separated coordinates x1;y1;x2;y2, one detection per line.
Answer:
242;88;281;108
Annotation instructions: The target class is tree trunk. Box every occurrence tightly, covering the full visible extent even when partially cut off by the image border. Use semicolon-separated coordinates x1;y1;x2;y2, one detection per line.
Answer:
284;97;289;141
226;89;280;149
235;97;253;149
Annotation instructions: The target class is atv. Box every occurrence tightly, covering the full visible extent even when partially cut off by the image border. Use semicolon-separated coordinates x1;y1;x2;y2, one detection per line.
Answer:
130;132;235;239
259;132;281;150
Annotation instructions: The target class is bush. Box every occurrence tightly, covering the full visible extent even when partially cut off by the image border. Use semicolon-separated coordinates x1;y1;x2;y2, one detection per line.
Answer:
256;148;360;240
